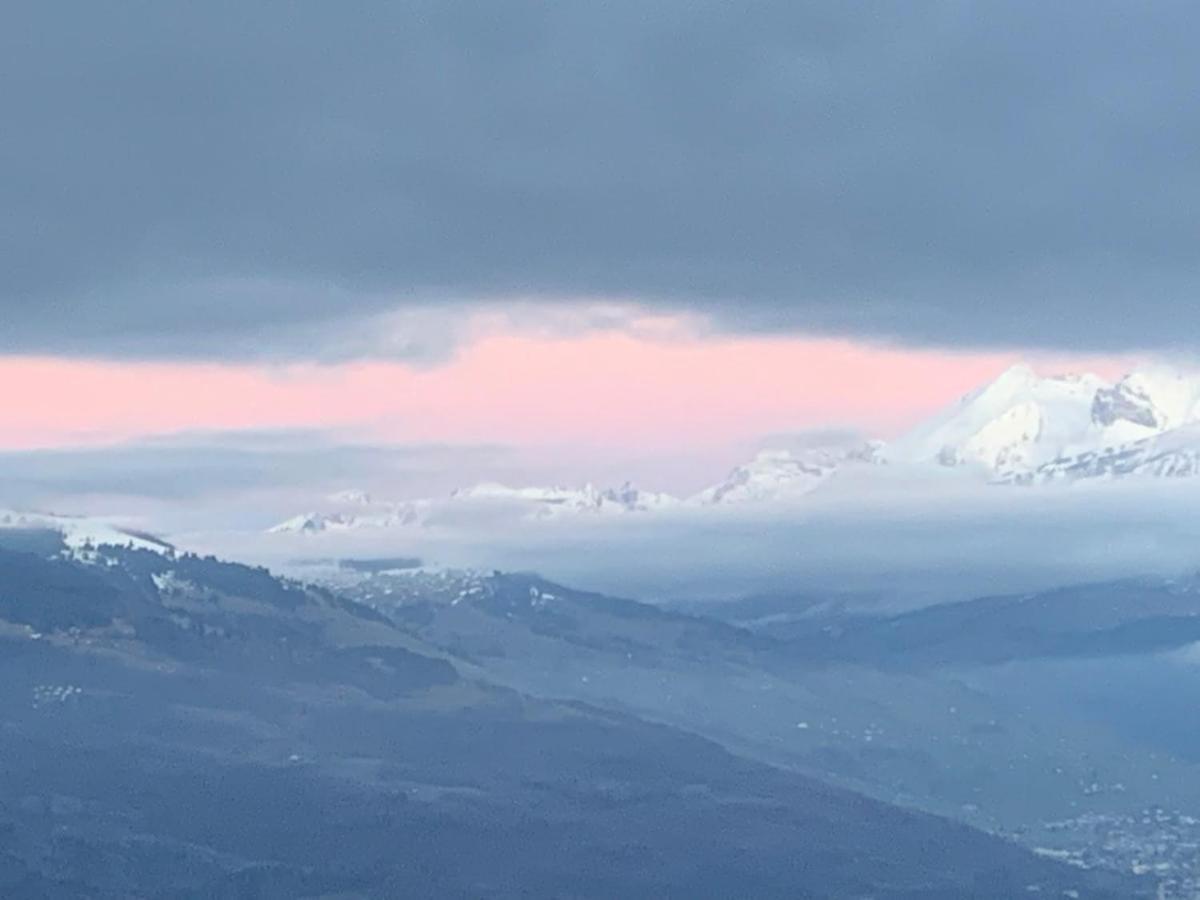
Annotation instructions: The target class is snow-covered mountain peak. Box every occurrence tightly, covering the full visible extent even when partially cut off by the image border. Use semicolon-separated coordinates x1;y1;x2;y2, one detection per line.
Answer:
892;365;1121;474
890;361;1200;482
956;363;1104;413
690;449;833;505
691;442;883;506
268;501;427;534
972;362;1039;399
451;481;679;516
268;512;350;534
1113;366;1200;431
598;481;680;512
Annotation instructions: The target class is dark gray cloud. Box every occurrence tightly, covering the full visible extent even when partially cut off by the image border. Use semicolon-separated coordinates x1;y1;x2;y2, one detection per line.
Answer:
5;1;1200;357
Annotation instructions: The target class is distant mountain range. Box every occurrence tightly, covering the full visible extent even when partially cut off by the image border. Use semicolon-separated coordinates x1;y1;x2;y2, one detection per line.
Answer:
270;363;1200;533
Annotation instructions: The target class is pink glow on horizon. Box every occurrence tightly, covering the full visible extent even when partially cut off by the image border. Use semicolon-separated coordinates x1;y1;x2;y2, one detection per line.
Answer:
0;331;1136;452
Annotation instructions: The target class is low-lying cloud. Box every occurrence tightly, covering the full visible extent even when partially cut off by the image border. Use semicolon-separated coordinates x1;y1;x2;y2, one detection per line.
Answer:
15;430;1200;610
187;469;1200;610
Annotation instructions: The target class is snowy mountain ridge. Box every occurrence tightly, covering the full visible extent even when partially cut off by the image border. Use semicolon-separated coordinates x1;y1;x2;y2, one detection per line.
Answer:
889;363;1200;482
693;442;885;506
267;362;1200;534
267;443;886;533
450;481;680;515
268;502;427;534
0;509;174;554
269;482;682;534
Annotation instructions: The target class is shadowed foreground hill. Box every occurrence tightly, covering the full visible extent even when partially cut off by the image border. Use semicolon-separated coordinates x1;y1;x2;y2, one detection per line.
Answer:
0;540;1143;898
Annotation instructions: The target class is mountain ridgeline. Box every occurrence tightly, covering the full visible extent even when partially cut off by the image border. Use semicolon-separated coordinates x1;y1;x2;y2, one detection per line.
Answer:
0;533;1143;898
269;363;1200;534
324;560;1200;895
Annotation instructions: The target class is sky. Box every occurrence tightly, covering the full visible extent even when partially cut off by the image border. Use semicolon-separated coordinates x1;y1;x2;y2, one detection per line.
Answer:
0;325;1132;453
4;2;1199;544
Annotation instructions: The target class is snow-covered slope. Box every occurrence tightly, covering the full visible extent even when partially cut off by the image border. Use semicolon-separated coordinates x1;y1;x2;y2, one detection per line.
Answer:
890;364;1200;481
691;449;835;505
690;443;883;505
268;481;678;533
889;365;1108;474
0;509;173;553
268;502;428;534
1009;424;1200;485
451;481;679;516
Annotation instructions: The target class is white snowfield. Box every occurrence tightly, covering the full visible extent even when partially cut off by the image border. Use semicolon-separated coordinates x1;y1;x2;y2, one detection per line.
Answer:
450;481;680;514
888;363;1200;480
268;503;428;535
0;509;173;553
268;363;1200;533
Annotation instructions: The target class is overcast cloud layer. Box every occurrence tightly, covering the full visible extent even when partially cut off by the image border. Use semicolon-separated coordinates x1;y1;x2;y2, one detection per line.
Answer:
5;1;1200;358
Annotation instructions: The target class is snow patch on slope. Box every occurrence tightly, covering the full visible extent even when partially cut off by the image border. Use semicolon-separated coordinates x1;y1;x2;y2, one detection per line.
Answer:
452;481;679;516
690;443;883;505
0;509;173;554
888;365;1114;475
